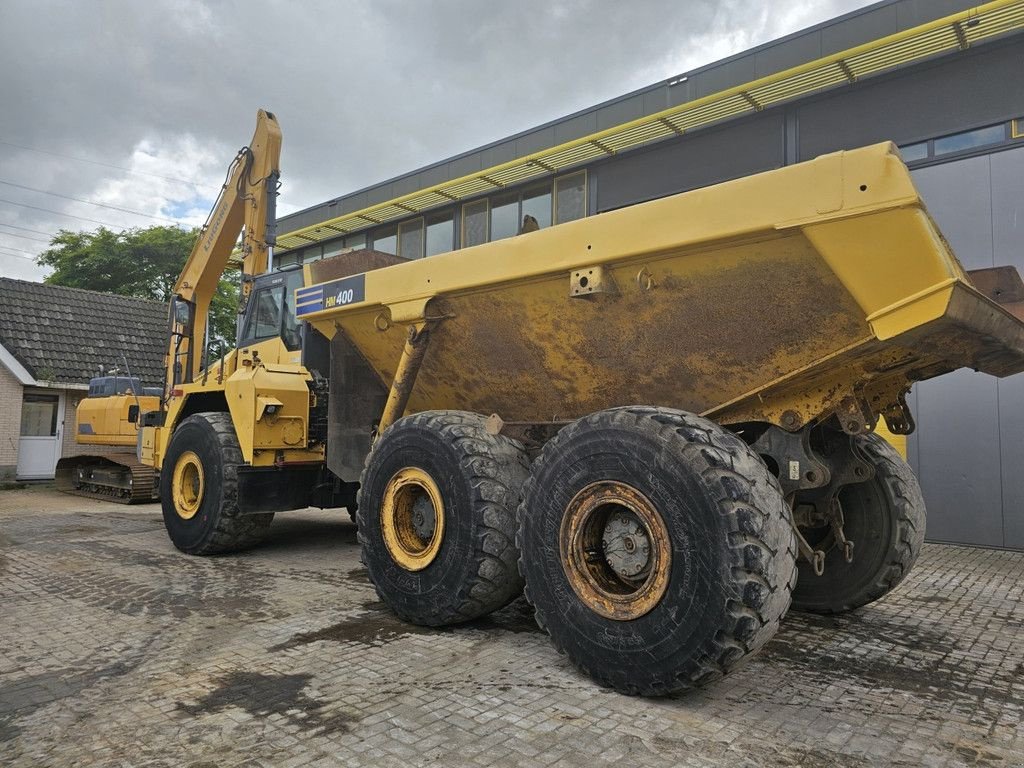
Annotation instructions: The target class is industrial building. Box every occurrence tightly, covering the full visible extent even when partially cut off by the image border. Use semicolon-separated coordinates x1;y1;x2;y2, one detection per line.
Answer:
272;0;1024;549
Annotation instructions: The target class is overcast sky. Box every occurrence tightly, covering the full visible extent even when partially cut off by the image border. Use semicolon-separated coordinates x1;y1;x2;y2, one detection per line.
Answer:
0;0;874;281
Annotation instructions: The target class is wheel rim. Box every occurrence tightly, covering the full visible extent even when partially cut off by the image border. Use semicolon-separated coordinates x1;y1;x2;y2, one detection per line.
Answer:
172;450;204;520
560;480;672;621
381;467;445;571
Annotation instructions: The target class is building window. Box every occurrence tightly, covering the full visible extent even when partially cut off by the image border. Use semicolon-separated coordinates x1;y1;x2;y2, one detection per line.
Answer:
303;245;324;263
21;393;58;437
399;219;424;260
490;192;519;242
323;240;347;259
345;233;367;250
898;141;928;163
275;250;302;270
555;171;587;224
462;200;488;247
425;212;454;257
933;124;1007;157
373;226;397;255
521;184;552;229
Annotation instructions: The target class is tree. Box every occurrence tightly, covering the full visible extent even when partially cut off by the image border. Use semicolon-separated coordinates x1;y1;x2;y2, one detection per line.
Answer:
37;225;240;347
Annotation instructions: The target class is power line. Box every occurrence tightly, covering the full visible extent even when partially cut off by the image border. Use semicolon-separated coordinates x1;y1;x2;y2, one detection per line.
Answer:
0;139;219;192
0;222;58;237
0;228;51;244
0;197;130;229
0;179;184;225
0;244;39;259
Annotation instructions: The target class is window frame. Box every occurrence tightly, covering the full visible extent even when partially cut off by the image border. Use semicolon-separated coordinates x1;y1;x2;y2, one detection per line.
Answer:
371;225;398;255
461;198;490;248
425;211;455;257
398;217;426;260
554;169;588;225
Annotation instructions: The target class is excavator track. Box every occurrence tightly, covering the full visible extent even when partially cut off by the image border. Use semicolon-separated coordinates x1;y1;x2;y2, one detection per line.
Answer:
55;452;157;505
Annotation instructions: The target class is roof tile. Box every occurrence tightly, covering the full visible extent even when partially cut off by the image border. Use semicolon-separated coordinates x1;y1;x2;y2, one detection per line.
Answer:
0;278;167;387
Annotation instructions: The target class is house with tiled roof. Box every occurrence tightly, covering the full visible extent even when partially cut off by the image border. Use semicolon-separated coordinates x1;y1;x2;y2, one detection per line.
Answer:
0;278;167;480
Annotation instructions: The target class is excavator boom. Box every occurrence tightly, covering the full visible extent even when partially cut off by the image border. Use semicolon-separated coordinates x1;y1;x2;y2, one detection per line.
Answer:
167;109;282;389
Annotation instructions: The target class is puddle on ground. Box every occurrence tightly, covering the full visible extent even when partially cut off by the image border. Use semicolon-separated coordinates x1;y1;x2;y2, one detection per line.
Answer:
271;597;543;651
177;671;353;735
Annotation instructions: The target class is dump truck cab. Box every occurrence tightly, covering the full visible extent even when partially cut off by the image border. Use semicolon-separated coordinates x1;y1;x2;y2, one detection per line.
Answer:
234;267;305;366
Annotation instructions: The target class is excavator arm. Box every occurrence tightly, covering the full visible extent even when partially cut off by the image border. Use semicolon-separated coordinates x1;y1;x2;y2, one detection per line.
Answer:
167;109;282;389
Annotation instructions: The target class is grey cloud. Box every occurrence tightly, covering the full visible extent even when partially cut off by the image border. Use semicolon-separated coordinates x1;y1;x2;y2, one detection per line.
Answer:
0;0;869;278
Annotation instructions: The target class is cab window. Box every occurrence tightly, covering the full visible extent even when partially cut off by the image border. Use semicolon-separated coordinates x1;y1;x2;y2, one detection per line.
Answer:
241;285;284;341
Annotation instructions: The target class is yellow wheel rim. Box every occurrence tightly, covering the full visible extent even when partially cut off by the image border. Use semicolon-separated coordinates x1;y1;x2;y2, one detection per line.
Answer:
380;467;445;571
172;450;205;520
560;480;672;621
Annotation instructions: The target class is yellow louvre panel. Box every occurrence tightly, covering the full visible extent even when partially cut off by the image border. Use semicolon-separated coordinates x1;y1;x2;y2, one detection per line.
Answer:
368;204;413;222
308;225;346;237
337;216;378;230
541;142;609;169
964;3;1024;40
846;27;959;77
600;121;677;151
666;95;751;131
443;177;498;197
403;191;455;210
486;163;547;186
749;64;849;106
275;235;306;249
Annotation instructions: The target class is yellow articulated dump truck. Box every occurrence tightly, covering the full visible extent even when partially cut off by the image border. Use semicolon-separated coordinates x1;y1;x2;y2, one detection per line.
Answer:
141;111;1024;696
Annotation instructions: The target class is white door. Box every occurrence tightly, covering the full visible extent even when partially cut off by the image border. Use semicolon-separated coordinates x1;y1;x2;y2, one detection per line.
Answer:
16;391;64;480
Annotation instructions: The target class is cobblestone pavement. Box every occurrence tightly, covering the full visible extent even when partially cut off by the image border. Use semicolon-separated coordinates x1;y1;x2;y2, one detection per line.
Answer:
1;487;1022;767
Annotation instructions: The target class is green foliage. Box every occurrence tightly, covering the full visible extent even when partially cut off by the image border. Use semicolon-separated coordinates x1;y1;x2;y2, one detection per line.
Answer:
38;225;240;345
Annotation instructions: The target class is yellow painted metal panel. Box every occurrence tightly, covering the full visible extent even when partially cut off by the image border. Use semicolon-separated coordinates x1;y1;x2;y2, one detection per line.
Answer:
301;143;1024;431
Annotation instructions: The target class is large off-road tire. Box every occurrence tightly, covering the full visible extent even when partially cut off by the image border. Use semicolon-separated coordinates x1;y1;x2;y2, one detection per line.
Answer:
517;406;797;696
792;432;925;614
160;412;274;555
357;411;529;626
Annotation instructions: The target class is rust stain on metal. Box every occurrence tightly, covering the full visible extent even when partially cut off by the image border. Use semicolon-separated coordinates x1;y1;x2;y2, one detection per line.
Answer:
558;481;671;622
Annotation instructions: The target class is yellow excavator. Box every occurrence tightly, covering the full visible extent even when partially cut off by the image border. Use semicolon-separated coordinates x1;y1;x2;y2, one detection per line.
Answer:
55;372;161;503
138;109;1024;696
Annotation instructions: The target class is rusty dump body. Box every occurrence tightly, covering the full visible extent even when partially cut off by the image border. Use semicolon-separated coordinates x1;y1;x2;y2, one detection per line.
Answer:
299;142;1024;442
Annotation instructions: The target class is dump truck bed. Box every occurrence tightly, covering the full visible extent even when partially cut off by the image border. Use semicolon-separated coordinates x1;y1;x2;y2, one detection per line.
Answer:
298;142;1024;433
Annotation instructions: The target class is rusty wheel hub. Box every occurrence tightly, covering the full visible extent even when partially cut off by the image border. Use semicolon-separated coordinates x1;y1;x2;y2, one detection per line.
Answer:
560;481;671;621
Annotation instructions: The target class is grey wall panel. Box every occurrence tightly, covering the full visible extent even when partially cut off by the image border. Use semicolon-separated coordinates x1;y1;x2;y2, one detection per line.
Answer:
909;155;1004;545
914;370;1005;547
906;386;920;476
597;94;646;131
555;112;598;144
999;373;1024;549
755;32;821;77
912;156;994;269
992;147;1024;548
821;4;898;54
516;127;555;156
896;0;975;31
797;41;1023;159
692;56;757;99
594;113;784;212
